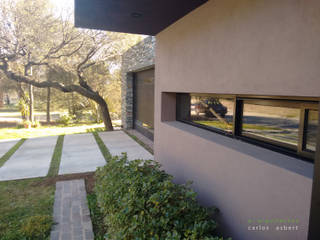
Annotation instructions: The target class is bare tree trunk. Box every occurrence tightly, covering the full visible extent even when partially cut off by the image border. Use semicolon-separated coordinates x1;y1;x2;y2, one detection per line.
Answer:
46;87;51;123
28;84;34;122
95;95;113;131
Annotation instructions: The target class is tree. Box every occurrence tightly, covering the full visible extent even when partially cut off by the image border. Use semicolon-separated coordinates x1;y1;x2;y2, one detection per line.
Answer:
0;0;142;130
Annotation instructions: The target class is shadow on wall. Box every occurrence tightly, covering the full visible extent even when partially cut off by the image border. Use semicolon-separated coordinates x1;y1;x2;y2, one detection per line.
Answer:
165;121;313;179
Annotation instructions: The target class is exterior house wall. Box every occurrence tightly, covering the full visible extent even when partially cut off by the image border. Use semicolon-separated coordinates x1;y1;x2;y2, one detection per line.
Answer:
121;36;155;129
155;0;320;239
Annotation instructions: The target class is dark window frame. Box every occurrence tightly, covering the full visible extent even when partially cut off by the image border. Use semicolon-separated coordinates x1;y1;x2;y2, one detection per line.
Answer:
176;93;319;162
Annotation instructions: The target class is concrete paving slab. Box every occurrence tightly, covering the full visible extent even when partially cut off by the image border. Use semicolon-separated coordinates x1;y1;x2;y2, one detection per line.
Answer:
99;131;154;160
0;139;20;159
0;136;57;181
59;133;105;175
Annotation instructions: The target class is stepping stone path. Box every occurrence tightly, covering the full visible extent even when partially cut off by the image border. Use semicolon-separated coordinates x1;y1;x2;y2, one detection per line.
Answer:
59;133;106;175
99;131;154;160
50;180;94;240
0;131;153;181
0;136;57;181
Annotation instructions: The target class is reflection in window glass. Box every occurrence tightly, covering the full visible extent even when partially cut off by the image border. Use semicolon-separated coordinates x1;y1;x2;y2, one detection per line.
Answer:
189;95;234;133
242;102;300;147
306;110;318;152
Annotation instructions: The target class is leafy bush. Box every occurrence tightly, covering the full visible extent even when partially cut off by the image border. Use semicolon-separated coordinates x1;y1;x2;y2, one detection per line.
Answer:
17;120;32;129
16;122;25;129
32;120;41;128
57;114;73;125
18;98;29;120
95;154;228;240
16;120;40;129
20;215;52;240
87;193;108;240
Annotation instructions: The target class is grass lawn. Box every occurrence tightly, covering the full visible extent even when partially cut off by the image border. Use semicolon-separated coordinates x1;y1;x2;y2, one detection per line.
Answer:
0;178;55;240
0;111;62;117
0;123;107;140
47;135;64;177
93;132;111;161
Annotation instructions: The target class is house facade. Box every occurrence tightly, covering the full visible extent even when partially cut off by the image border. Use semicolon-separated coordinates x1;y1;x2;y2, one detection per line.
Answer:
75;0;320;239
121;36;155;140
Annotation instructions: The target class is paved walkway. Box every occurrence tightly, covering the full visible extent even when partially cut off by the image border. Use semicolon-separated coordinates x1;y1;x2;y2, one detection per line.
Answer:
50;180;94;240
59;133;105;175
0;139;19;158
0;131;154;181
99;131;154;160
126;129;154;152
0;136;57;181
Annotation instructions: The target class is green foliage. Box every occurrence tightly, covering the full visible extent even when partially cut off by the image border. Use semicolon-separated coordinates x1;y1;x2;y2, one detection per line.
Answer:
20;215;52;240
32;120;41;128
18;98;29;120
23;120;32;128
57;114;73;125
0;0;143;128
95;154;227;240
17;120;36;129
87;193;108;240
16;122;25;129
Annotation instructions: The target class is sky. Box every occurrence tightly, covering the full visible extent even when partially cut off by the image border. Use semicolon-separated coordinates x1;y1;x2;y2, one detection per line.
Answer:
50;0;74;21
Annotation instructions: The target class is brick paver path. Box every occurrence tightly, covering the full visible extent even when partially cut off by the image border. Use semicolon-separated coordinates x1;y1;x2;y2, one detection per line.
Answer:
50;180;94;240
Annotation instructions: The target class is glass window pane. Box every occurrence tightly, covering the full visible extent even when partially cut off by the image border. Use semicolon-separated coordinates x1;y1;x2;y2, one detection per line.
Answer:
189;95;234;133
242;101;300;148
306;110;318;152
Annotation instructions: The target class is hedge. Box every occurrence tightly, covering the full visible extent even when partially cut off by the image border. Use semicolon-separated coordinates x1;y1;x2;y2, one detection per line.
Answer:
95;154;230;240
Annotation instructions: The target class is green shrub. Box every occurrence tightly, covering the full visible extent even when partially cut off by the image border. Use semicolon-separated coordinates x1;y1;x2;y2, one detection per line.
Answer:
32;120;41;128
16;122;25;129
21;120;31;129
16;120;41;129
18;98;29;120
95;154;228;240
87;193;108;240
57;114;73;125
20;215;52;240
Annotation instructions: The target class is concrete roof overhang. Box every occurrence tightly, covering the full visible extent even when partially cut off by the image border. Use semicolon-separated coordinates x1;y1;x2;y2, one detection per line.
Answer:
74;0;208;35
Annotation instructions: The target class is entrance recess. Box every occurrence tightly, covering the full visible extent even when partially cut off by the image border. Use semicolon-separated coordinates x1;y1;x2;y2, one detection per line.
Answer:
133;68;154;140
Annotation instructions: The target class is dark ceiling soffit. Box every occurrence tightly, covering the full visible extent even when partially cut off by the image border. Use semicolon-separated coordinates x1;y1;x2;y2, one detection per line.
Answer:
74;0;208;36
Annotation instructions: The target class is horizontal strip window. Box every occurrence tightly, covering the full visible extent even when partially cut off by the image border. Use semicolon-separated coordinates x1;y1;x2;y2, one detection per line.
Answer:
176;93;319;162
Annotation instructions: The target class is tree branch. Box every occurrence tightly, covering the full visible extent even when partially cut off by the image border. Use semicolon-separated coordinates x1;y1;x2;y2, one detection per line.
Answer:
0;65;100;101
76;48;97;92
48;41;84;59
